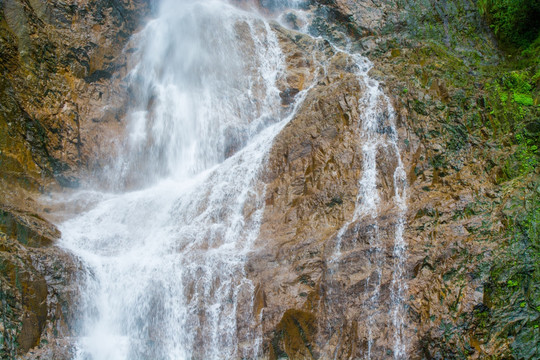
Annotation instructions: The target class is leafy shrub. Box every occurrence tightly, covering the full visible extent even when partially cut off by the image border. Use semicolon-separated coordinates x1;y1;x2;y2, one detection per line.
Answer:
478;0;540;48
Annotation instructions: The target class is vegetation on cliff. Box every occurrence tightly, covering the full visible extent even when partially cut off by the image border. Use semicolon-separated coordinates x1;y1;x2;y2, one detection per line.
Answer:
478;0;540;49
384;0;539;358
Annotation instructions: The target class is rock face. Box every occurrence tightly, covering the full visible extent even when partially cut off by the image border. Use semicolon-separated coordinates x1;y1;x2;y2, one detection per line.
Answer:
247;25;409;358
1;0;150;357
1;0;538;359
0;204;82;359
0;0;151;191
245;1;538;359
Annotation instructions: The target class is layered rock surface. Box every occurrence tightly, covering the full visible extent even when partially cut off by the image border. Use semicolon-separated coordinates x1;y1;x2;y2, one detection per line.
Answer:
1;0;150;357
1;0;538;359
0;206;82;359
250;25;410;358
246;1;538;359
1;0;151;191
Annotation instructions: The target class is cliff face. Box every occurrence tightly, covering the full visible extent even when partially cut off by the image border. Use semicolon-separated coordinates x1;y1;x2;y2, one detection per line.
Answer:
1;0;149;358
248;1;539;359
0;204;81;359
0;0;151;191
1;0;538;359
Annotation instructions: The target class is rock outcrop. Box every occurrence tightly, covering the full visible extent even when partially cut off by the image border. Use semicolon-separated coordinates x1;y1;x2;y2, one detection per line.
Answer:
244;1;538;359
1;0;538;359
1;0;151;191
0;203;82;359
1;0;150;357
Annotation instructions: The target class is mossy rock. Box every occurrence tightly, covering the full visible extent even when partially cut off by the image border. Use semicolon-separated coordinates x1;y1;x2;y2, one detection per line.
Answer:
0;205;59;247
0;244;48;354
270;309;317;360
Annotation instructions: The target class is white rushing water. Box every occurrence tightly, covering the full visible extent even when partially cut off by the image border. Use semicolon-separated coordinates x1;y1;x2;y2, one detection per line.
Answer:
57;1;308;359
54;0;408;358
352;55;408;360
328;51;409;358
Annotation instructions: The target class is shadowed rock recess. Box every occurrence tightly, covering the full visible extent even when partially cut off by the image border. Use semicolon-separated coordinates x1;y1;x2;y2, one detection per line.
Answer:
1;0;538;359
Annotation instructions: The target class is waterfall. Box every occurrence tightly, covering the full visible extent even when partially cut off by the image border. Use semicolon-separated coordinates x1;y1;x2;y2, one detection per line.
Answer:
350;55;409;360
322;47;409;360
58;1;308;359
52;0;408;358
108;0;285;187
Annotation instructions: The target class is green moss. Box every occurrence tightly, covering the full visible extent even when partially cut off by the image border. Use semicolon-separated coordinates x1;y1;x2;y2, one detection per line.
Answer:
478;182;540;359
478;0;540;49
382;2;539;357
513;93;534;106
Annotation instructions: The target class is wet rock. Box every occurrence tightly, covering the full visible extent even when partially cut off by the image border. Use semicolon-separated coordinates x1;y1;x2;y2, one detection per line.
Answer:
244;25;412;358
279;87;300;105
0;0;151;191
0;205;81;358
269;309;317;359
243;2;528;358
0;204;60;247
1;0;536;358
0;1;149;357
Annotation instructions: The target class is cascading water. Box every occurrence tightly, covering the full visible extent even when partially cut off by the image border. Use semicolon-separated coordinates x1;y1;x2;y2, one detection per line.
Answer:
108;0;286;187
52;0;408;359
350;55;408;360
58;1;310;359
272;4;409;357
325;51;408;359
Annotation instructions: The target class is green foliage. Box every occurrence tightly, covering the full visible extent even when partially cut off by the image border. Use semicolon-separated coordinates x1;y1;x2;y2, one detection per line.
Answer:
507;279;518;287
500;128;538;179
521;36;540;64
513;133;538;175
487;70;537;119
513;93;533;106
392;1;539;357
478;0;540;48
502;71;532;93
481;183;540;359
483;67;539;180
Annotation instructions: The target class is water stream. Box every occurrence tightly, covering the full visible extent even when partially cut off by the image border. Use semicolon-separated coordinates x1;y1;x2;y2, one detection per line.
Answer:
351;55;408;360
54;0;408;358
59;1;298;358
327;51;408;359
